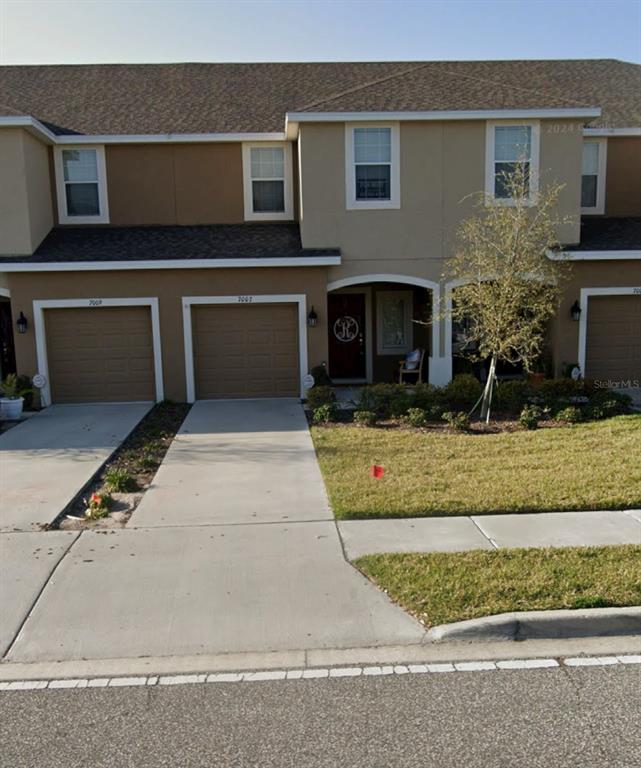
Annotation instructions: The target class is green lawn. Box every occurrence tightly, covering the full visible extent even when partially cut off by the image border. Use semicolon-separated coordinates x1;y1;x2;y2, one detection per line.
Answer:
311;415;641;518
356;546;641;627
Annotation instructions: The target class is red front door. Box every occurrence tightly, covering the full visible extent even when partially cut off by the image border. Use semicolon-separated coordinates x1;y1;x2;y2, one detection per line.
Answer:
328;293;366;379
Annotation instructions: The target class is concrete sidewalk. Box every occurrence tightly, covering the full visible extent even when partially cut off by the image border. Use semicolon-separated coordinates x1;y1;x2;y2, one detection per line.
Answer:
0;403;151;531
338;510;641;559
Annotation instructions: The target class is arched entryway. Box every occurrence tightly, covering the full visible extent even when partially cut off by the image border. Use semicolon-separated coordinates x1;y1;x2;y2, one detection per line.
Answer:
326;274;451;386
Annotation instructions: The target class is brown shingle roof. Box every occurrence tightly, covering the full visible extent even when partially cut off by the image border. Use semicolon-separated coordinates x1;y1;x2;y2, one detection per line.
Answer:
0;59;639;135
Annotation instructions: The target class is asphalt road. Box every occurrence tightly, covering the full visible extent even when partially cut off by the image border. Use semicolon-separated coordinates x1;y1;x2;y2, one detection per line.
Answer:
2;665;640;767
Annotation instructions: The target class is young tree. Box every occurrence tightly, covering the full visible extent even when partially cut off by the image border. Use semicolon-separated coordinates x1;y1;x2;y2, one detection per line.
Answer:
444;165;571;421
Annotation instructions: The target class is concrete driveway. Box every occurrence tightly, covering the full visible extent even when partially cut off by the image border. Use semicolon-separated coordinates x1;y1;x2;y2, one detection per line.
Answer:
4;400;424;663
130;399;331;527
0;403;151;531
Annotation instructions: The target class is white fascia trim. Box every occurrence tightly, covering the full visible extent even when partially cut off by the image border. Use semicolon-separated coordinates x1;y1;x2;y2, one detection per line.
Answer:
0;117;285;145
32;297;164;407
548;249;641;261
578;287;641;375
484;120;540;206
0;286;10;298
57;132;287;145
241;142;294;221
583;127;641;137
182;294;308;402
0;116;57;143
288;108;601;123
1;256;341;273
581;137;607;215
345;123;400;210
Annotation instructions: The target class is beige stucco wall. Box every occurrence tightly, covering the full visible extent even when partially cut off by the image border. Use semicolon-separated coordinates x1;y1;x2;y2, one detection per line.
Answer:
8;266;328;402
605;137;641;217
0;128;53;255
299;119;583;286
551;260;641;375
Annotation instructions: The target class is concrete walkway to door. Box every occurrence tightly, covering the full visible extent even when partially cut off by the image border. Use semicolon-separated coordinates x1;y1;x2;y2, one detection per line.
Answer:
4;400;424;663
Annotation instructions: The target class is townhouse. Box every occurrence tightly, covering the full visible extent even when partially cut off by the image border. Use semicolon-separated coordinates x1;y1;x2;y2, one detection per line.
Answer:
0;59;639;405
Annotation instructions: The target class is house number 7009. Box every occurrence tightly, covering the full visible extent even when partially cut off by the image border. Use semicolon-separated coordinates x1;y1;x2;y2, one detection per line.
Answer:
237;296;254;303
88;299;103;306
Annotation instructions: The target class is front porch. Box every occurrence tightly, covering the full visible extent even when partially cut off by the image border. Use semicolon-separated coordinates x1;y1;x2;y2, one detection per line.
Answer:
325;275;452;387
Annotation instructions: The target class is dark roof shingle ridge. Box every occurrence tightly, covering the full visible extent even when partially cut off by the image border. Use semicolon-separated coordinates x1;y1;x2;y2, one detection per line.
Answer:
300;61;598;113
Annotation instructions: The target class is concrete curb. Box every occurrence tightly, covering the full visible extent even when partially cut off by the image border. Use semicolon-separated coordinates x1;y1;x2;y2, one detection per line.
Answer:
1;635;640;683
427;606;641;643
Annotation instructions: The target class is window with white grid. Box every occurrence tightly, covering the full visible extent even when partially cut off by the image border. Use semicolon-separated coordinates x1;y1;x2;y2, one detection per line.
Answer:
54;146;109;224
346;123;400;210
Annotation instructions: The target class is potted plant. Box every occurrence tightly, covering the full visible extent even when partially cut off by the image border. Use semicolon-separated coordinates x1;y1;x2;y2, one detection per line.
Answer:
0;374;33;421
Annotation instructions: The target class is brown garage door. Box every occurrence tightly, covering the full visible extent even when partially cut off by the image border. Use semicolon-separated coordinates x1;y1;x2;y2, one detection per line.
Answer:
45;306;155;403
193;304;299;398
585;295;641;382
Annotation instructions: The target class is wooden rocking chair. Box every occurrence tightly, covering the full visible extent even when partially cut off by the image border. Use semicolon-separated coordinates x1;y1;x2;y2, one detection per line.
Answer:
398;348;425;384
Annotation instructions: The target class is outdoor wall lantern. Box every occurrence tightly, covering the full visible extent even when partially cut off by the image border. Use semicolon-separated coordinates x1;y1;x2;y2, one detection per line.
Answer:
16;311;28;334
307;306;318;327
570;300;581;322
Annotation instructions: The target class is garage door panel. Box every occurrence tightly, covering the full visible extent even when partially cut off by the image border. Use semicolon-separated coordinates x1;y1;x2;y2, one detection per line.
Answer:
45;306;155;403
585;295;641;382
193;304;299;399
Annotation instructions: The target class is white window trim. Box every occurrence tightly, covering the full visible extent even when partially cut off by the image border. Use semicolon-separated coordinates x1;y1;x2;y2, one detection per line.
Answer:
376;290;413;356
242;142;294;222
577;287;641;377
581;138;607;215
182;294;308;402
32;297;164;408
53;145;110;224
485;120;540;206
345;123;400;210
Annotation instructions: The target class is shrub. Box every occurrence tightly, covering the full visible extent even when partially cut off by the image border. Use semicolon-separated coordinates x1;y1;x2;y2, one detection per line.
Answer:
588;388;632;414
104;468;137;493
353;410;377;427
556;406;583;424
441;410;471;431
496;380;531;414
412;383;443;411
310;364;332;386
536;378;583;409
400;407;428;428
519;404;541;430
312;403;338;424
357;383;411;418
443;374;482;410
588;396;632;421
306;385;335;410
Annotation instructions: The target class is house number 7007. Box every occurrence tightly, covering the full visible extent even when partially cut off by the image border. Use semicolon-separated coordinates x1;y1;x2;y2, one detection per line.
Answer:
88;299;103;306
237;296;254;303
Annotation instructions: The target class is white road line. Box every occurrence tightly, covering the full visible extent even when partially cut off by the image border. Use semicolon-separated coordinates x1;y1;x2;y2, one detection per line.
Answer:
1;655;638;692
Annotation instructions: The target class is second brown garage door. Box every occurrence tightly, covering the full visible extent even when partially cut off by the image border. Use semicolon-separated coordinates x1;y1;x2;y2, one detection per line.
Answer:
45;306;156;403
585;295;641;382
192;304;299;398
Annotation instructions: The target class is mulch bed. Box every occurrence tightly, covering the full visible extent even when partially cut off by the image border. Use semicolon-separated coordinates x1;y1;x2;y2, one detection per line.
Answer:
51;401;191;530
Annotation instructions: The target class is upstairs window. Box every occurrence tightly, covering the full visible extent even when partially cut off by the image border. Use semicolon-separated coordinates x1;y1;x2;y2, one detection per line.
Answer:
54;146;109;224
486;122;539;204
581;139;606;214
242;143;293;221
346;123;400;210
354;127;391;200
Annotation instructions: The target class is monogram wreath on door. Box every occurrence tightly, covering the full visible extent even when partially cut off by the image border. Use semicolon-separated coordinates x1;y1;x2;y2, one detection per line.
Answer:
333;316;360;343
